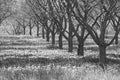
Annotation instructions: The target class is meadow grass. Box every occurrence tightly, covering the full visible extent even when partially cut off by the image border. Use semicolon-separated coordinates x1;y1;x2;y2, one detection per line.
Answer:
0;35;120;80
0;64;120;80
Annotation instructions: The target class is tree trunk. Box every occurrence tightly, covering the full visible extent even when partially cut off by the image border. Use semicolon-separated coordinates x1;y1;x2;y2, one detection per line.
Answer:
52;32;55;45
46;28;50;42
77;40;84;56
77;26;85;56
99;45;106;67
115;34;118;45
68;26;73;52
29;27;32;36
68;16;73;52
42;27;45;39
66;2;73;52
59;33;63;49
23;27;26;35
36;21;39;37
37;26;39;37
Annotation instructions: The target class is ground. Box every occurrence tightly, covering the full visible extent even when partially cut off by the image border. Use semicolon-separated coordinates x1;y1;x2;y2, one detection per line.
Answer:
0;35;120;80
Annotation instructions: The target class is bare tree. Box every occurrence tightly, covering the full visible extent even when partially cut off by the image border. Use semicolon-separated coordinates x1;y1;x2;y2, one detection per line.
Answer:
25;0;120;67
28;18;35;35
15;17;28;35
4;20;23;35
72;0;120;67
0;0;15;25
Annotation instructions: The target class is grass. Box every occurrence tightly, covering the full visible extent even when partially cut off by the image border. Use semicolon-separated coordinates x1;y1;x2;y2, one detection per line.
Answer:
0;64;120;80
0;35;120;80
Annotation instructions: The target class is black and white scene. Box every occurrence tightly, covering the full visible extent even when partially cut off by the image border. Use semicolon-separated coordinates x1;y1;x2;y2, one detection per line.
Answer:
0;0;120;80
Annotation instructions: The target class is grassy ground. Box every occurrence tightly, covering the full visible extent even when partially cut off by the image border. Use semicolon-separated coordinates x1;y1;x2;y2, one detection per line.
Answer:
0;35;120;80
0;64;120;80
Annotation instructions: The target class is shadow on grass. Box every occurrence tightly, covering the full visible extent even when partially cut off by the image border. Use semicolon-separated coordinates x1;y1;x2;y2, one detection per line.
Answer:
0;47;38;50
107;54;120;59
0;54;120;68
0;40;40;46
0;36;20;40
0;54;33;58
84;45;120;51
46;45;60;49
45;43;120;52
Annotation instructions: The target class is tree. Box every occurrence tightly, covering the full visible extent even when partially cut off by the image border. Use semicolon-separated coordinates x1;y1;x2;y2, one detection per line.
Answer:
26;0;50;40
28;18;35;35
15;16;28;35
5;21;23;35
72;0;120;66
46;0;68;49
63;0;95;55
0;0;15;25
